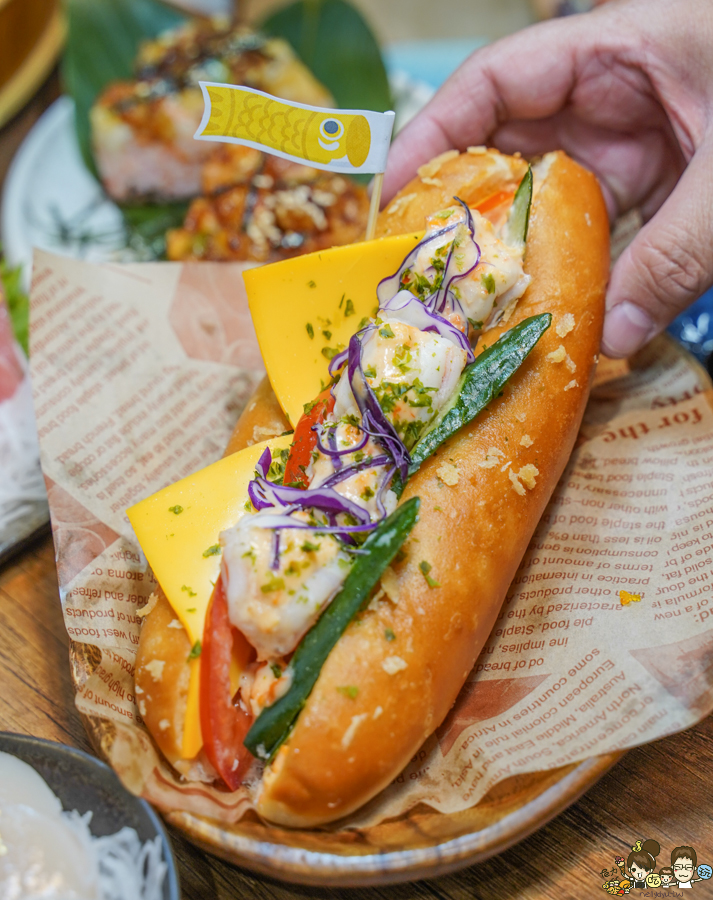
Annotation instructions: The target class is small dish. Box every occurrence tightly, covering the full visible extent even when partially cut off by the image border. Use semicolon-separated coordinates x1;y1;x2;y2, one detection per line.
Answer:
0;731;180;900
0;0;65;128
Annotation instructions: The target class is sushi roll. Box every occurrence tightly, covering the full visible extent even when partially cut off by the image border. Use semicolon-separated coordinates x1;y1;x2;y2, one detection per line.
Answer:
91;19;334;202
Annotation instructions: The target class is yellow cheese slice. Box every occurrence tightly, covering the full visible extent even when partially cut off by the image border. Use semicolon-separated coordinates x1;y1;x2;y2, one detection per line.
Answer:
128;434;292;647
130;235;421;759
129;435;292;760
243;233;421;427
182;657;203;759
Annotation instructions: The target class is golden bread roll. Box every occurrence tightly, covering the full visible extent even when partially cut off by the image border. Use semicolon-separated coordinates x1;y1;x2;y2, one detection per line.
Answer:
255;151;608;825
135;149;609;827
376;148;527;237
135;589;192;768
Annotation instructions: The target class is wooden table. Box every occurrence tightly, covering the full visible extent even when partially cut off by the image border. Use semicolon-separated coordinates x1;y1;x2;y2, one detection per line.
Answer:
2;71;712;900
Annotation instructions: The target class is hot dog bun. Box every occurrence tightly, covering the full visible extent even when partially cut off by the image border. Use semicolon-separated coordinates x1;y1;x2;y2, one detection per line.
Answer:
136;149;609;827
135;588;192;770
254;150;608;826
223;374;289;458
375;147;528;237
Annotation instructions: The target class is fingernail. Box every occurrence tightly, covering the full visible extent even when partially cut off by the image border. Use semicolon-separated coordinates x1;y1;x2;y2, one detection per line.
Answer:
602;301;656;358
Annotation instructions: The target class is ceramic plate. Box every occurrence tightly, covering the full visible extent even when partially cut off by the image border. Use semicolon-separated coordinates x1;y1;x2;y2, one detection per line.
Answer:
0;731;180;900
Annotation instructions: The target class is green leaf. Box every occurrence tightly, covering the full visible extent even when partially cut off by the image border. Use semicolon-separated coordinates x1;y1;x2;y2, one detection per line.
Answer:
120;201;189;259
504;166;533;246
260;0;392;112
62;0;186;173
0;255;29;356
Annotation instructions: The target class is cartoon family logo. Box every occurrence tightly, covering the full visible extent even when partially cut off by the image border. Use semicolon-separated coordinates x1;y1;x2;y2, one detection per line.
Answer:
600;840;712;894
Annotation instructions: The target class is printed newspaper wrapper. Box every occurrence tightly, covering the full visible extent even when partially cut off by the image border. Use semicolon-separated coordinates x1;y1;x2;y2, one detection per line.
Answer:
30;248;713;828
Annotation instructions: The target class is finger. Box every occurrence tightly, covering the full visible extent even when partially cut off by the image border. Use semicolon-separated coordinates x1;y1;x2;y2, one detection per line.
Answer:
493;113;685;222
602;145;713;358
382;15;589;201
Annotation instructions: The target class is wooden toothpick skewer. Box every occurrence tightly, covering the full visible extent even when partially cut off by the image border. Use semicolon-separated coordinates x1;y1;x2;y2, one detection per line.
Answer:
365;172;384;241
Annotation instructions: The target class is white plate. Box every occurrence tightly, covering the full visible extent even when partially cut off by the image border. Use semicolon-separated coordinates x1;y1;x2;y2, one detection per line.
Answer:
2;96;128;282
2;75;435;286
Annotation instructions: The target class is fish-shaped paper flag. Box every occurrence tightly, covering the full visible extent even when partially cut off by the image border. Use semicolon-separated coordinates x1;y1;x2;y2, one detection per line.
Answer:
195;82;395;175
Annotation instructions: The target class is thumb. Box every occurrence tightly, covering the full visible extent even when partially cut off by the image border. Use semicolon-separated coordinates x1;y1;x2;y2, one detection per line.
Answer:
602;146;713;358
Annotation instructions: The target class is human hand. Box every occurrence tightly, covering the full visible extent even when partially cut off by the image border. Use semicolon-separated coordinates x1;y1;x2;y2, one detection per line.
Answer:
383;0;713;358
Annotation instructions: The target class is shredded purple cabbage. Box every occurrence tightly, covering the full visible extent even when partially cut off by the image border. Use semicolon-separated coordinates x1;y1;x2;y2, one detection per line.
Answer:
250;514;379;535
347;327;411;483
249;477;371;525
328;346;349;377
313;422;368;463
255;446;272;479
380;290;474;363
432;199;481;319
320;453;391;489
376;221;459;306
243;198;484;563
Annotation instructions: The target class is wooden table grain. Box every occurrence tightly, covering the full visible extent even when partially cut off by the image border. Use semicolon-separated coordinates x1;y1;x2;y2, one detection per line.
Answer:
2;71;712;900
3;532;712;899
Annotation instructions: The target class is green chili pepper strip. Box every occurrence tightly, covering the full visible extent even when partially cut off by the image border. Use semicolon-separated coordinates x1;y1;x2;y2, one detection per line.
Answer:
505;165;533;246
395;313;551;493
243;497;421;761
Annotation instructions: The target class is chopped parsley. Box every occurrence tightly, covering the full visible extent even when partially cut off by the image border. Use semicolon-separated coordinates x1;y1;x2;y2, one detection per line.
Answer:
385;627;396;642
306;322;314;339
301;540;321;552
379;324;395;339
181;585;197;597
186;607;196;613
203;544;221;558
468;318;483;330
373;380;410;413
322;329;332;340
395;419;425;448
419;560;441;588
400;267;442;300
407;377;437;409
393;344;413;374
308;280;316;288
337;685;359;699
358;316;370;329
303;399;319;415
345;298;355;317
261;576;285;593
188;641;202;660
361;486;375;500
270;662;282;678
322;346;339;360
481;272;496;294
267;447;291;484
168;505;183;514
363;365;376;379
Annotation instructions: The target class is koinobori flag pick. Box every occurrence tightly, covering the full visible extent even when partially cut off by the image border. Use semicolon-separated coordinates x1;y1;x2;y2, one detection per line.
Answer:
194;82;395;239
